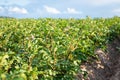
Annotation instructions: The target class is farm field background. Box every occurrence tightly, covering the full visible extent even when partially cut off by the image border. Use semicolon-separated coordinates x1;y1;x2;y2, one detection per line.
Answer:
0;17;120;80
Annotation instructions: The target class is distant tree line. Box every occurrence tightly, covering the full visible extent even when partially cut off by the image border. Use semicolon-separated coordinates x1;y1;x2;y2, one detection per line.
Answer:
0;16;15;19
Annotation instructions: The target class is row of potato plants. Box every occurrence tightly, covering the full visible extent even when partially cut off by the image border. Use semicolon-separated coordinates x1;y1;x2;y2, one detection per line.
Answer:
0;17;120;80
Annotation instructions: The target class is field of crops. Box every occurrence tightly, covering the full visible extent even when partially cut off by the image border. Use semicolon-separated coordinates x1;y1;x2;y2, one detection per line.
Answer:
0;17;120;80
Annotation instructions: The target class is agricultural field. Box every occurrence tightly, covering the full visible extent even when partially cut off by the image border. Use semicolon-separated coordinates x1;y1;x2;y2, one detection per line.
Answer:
0;17;120;80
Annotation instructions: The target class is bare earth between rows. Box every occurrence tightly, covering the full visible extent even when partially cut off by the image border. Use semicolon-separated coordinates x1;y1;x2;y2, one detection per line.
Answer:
77;37;120;80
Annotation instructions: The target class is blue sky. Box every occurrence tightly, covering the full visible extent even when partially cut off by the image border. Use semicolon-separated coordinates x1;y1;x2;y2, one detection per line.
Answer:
0;0;120;18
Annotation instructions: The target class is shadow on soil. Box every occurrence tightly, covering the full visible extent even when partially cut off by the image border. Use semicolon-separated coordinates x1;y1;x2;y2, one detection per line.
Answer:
77;36;120;80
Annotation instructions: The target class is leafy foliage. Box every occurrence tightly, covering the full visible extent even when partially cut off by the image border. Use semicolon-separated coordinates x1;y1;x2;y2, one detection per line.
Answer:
0;17;120;79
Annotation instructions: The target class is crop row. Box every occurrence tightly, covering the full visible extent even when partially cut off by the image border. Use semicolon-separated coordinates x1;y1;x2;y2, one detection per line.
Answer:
0;17;120;79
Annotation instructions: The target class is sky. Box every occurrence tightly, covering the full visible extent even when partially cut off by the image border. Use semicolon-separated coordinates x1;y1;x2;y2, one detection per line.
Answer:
0;0;120;18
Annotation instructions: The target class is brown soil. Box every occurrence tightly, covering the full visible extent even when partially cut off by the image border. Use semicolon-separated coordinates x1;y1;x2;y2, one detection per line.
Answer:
77;37;120;80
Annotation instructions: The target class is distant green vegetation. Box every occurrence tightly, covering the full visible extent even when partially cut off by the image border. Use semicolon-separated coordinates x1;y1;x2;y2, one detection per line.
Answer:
0;16;14;19
0;17;120;79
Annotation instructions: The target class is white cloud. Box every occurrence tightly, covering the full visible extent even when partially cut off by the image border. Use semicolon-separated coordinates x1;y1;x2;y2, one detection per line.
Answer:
112;9;120;16
65;8;82;14
44;5;61;14
85;0;120;6
0;6;4;12
113;9;120;13
8;7;28;14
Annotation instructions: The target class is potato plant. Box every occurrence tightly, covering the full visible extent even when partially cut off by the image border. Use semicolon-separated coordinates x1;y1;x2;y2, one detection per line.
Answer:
0;17;120;79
